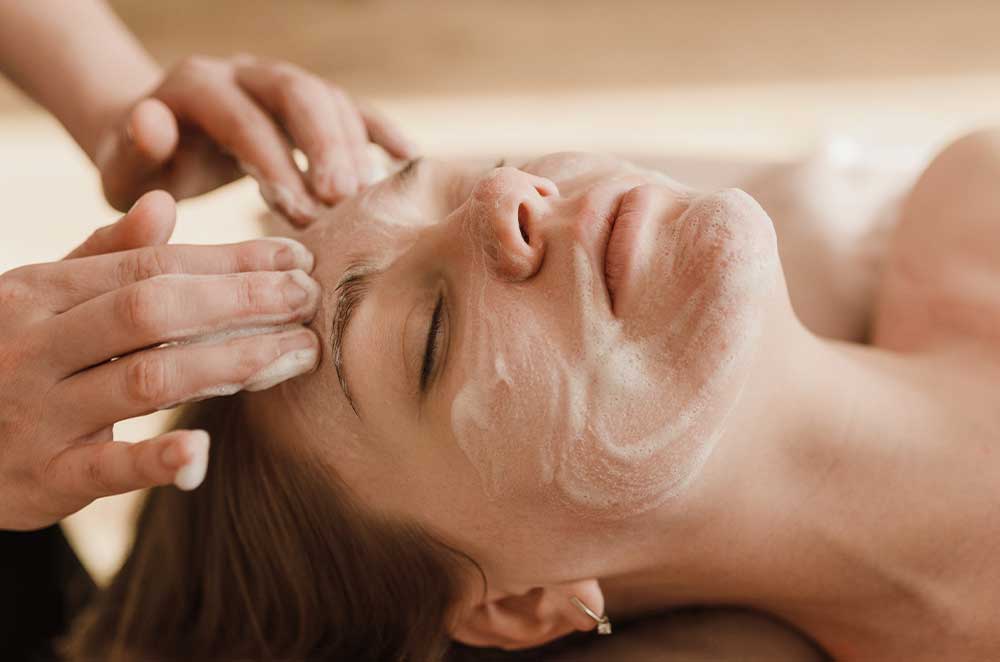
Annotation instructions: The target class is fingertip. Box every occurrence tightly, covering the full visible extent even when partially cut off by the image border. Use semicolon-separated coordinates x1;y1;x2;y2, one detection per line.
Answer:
123;190;178;247
132;189;177;215
374;125;419;160
308;162;339;204
390;138;420;161
264;236;316;272
130;98;179;165
172;430;211;491
332;169;359;198
256;178;323;226
309;155;361;203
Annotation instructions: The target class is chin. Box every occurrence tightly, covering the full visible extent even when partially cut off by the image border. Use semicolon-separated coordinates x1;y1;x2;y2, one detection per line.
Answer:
550;189;780;521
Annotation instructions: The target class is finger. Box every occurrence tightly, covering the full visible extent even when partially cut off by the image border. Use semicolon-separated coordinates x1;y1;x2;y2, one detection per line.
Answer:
360;102;418;160
64;190;177;260
47;269;320;373
330;89;374;190
28;237;314;313
98;99;182;212
159;69;319;224
45;430;211;505
235;63;360;204
56;327;319;432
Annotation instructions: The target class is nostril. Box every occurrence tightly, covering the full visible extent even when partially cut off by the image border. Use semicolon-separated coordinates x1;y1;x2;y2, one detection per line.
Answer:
517;203;529;243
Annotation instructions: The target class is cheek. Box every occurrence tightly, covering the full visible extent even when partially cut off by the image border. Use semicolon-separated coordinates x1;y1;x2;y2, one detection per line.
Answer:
447;189;780;522
557;189;779;518
448;281;565;502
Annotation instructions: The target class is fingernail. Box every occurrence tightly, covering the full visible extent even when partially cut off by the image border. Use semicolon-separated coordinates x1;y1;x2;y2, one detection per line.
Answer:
312;164;337;200
245;336;319;392
258;180;320;225
291;194;323;224
173;431;210;491
282;269;317;310
266;237;315;272
332;170;358;196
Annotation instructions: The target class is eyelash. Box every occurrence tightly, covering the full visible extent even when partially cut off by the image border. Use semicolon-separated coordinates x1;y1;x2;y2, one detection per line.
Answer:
420;293;445;392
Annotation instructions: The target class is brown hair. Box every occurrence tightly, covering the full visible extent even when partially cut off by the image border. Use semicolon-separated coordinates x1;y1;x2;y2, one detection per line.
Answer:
61;394;482;661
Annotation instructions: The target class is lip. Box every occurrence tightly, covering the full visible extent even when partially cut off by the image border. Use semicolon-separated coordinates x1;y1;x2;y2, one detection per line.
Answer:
603;185;657;316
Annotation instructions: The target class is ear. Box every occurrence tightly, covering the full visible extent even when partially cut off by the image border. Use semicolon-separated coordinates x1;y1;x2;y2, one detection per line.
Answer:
450;578;606;651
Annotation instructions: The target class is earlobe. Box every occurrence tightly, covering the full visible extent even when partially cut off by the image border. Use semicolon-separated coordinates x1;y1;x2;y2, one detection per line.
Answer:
450;579;606;651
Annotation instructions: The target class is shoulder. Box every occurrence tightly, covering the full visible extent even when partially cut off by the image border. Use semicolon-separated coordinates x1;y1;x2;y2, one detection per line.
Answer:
741;143;911;342
872;129;1000;353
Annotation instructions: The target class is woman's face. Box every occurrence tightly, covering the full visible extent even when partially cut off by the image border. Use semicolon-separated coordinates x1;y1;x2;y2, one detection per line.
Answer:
251;152;784;585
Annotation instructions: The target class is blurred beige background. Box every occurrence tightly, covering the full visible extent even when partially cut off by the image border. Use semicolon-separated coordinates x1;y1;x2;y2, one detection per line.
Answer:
2;0;1000;582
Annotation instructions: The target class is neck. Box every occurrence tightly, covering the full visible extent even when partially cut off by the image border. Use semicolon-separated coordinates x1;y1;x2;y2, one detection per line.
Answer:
599;333;982;657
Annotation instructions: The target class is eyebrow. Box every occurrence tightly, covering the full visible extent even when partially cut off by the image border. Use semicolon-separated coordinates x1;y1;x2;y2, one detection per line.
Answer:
329;159;428;417
397;157;422;181
331;262;380;418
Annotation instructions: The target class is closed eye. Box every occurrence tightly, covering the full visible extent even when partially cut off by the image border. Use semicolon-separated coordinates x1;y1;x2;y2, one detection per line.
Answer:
420;293;445;392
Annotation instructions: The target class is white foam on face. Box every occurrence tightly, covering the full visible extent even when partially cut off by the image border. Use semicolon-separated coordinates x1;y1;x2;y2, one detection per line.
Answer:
450;187;778;520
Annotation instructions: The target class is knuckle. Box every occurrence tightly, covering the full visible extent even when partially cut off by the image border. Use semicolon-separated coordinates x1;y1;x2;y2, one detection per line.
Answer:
279;76;322;113
118;248;178;283
85;448;115;495
326;84;348;105
124;354;173;406
0;331;35;377
118;282;168;336
0;269;33;309
128;443;159;485
235;242;277;272
237;335;285;377
236;273;278;314
223;109;262;150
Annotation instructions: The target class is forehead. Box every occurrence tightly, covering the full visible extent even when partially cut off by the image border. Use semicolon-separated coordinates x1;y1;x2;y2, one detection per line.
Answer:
300;179;425;281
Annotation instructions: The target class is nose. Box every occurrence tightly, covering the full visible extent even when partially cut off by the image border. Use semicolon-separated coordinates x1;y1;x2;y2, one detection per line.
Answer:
467;166;558;281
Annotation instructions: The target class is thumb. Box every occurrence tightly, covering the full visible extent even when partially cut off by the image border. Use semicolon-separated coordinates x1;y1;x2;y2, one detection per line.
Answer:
98;98;180;212
65;190;177;259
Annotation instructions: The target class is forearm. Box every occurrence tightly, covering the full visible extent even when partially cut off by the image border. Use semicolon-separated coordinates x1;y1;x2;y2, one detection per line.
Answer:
0;0;161;160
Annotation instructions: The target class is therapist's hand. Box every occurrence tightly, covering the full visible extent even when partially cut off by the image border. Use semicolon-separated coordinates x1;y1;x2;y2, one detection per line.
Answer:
95;54;416;225
0;191;321;531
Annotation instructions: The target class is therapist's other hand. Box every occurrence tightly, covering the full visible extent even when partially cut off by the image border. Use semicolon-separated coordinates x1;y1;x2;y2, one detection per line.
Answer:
95;54;416;225
0;191;321;531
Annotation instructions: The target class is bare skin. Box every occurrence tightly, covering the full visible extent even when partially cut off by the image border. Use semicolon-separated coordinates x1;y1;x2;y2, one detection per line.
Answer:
247;132;999;660
490;151;902;661
0;0;418;528
595;131;1000;660
0;0;413;220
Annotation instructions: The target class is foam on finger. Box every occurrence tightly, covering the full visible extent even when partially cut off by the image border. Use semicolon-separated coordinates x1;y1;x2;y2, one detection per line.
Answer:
173;430;211;491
